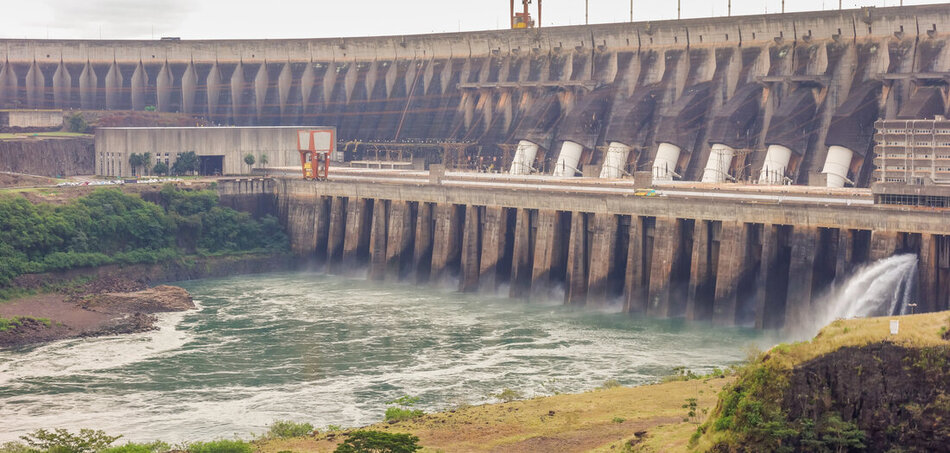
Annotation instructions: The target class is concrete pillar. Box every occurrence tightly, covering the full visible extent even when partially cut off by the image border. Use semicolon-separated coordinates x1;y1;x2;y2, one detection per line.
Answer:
586;213;617;306
648;217;678;317
288;200;318;255
314;196;331;261
835;229;855;281
385;201;414;281
326;197;347;268
509;208;533;298
530;210;558;297
368;200;390;281
413;202;435;283
430;204;462;283
686;220;713;321
869;230;899;261
712;222;747;325
566;212;589;305
342;198;369;270
459;205;482;292
623;216;647;313
478;206;507;291
755;225;778;330
784;226;818;330
919;234;938;314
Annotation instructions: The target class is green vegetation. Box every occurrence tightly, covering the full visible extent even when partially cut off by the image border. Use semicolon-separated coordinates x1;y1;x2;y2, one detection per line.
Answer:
0;186;288;287
494;388;522;402
185;440;252;453
384;396;424;422
100;441;170;453
243;154;255;174
128;153;153;177
19;428;121;453
599;379;622;390
152;162;169;176
264;420;314;439
693;314;950;452
171;152;199;176
333;430;421;453
66;114;91;134
0;316;51;332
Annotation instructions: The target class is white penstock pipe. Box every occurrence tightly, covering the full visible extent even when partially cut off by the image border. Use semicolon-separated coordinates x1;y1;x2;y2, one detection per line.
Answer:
509;140;540;175
600;142;632;179
701;143;736;183
758;144;793;185
652;142;681;181
822;145;854;188
552;140;584;177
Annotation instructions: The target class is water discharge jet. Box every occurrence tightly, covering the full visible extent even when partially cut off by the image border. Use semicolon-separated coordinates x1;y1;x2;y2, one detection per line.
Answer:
798;254;918;338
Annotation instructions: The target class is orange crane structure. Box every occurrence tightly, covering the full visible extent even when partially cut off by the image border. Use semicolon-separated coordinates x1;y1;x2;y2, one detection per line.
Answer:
510;0;541;29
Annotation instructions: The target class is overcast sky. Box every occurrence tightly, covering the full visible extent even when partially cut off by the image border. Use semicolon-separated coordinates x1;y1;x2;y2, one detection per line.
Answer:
1;0;945;40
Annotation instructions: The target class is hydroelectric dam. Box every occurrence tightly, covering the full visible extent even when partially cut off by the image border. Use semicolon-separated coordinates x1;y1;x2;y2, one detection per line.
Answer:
6;4;950;329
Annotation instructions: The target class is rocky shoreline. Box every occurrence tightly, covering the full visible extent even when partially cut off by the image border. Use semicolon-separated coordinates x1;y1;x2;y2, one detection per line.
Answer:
0;253;300;349
0;278;195;349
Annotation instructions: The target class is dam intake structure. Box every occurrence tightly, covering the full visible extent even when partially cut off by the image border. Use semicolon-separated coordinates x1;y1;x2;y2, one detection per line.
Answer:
4;4;950;187
217;174;950;331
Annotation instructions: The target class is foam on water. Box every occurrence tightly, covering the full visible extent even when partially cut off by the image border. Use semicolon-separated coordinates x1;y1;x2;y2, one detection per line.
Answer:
0;272;768;443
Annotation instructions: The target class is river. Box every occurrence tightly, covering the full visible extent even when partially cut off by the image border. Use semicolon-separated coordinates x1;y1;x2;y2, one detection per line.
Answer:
0;271;772;443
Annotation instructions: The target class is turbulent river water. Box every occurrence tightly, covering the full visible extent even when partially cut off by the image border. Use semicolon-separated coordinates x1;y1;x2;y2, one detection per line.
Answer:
0;272;773;443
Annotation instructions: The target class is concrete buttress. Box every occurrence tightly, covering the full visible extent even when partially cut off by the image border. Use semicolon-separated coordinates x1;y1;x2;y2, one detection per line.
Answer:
460;205;482;292
368;199;390;281
566;212;589;305
385;200;415;281
530;210;558;298
711;222;747;325
509;208;533;298
784;226;818;330
647;217;679;317
586;213;617;306
413;202;435;283
478;206;507;291
326;197;347;270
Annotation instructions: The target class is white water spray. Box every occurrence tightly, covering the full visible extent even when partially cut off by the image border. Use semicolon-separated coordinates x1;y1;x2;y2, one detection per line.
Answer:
807;254;918;335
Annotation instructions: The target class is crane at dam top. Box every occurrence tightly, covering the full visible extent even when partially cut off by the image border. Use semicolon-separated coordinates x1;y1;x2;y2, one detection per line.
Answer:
297;128;335;180
510;0;540;28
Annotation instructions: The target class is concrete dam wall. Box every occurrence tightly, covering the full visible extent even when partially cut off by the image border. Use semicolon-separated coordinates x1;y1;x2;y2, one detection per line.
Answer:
215;177;950;330
3;5;950;187
0;137;94;177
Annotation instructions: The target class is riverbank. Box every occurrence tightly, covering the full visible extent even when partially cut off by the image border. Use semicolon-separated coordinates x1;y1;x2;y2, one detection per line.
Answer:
0;253;300;348
252;310;950;452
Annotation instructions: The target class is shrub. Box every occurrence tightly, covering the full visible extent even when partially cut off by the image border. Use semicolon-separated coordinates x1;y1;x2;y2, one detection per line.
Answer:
333;430;421;453
265;420;314;439
100;441;171;453
383;407;424;422
19;428;121;453
186;440;252;453
600;379;622;389
612;417;626;424
66;114;90;134
494;388;522;403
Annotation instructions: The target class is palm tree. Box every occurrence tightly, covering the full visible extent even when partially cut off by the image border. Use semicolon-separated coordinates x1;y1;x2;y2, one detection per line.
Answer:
260;154;269;176
244;153;255;174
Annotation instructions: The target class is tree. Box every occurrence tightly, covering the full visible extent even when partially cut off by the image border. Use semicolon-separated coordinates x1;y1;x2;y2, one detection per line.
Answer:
334;430;421;453
244;153;255;174
172;151;199;176
66;113;90;133
259;153;269;176
128;153;143;177
142;152;152;176
153;161;169;176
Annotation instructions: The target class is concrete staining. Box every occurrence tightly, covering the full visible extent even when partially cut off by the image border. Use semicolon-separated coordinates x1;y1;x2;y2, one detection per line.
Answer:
3;5;950;187
208;175;950;330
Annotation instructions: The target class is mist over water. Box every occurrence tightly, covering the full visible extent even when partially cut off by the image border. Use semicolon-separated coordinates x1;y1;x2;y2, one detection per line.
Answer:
0;272;770;443
794;254;919;338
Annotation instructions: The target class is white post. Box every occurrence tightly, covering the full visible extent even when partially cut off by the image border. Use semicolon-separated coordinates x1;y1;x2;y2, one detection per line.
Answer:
653;142;681;181
701;143;736;183
553;140;584;177
600;141;632;178
509;139;540;175
822;145;854;188
758;144;793;185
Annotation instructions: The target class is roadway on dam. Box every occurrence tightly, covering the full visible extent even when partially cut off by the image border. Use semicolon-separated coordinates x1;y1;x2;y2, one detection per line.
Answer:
271;166;875;207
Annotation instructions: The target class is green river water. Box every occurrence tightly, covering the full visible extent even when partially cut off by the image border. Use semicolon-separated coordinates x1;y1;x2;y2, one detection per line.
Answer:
0;271;777;443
